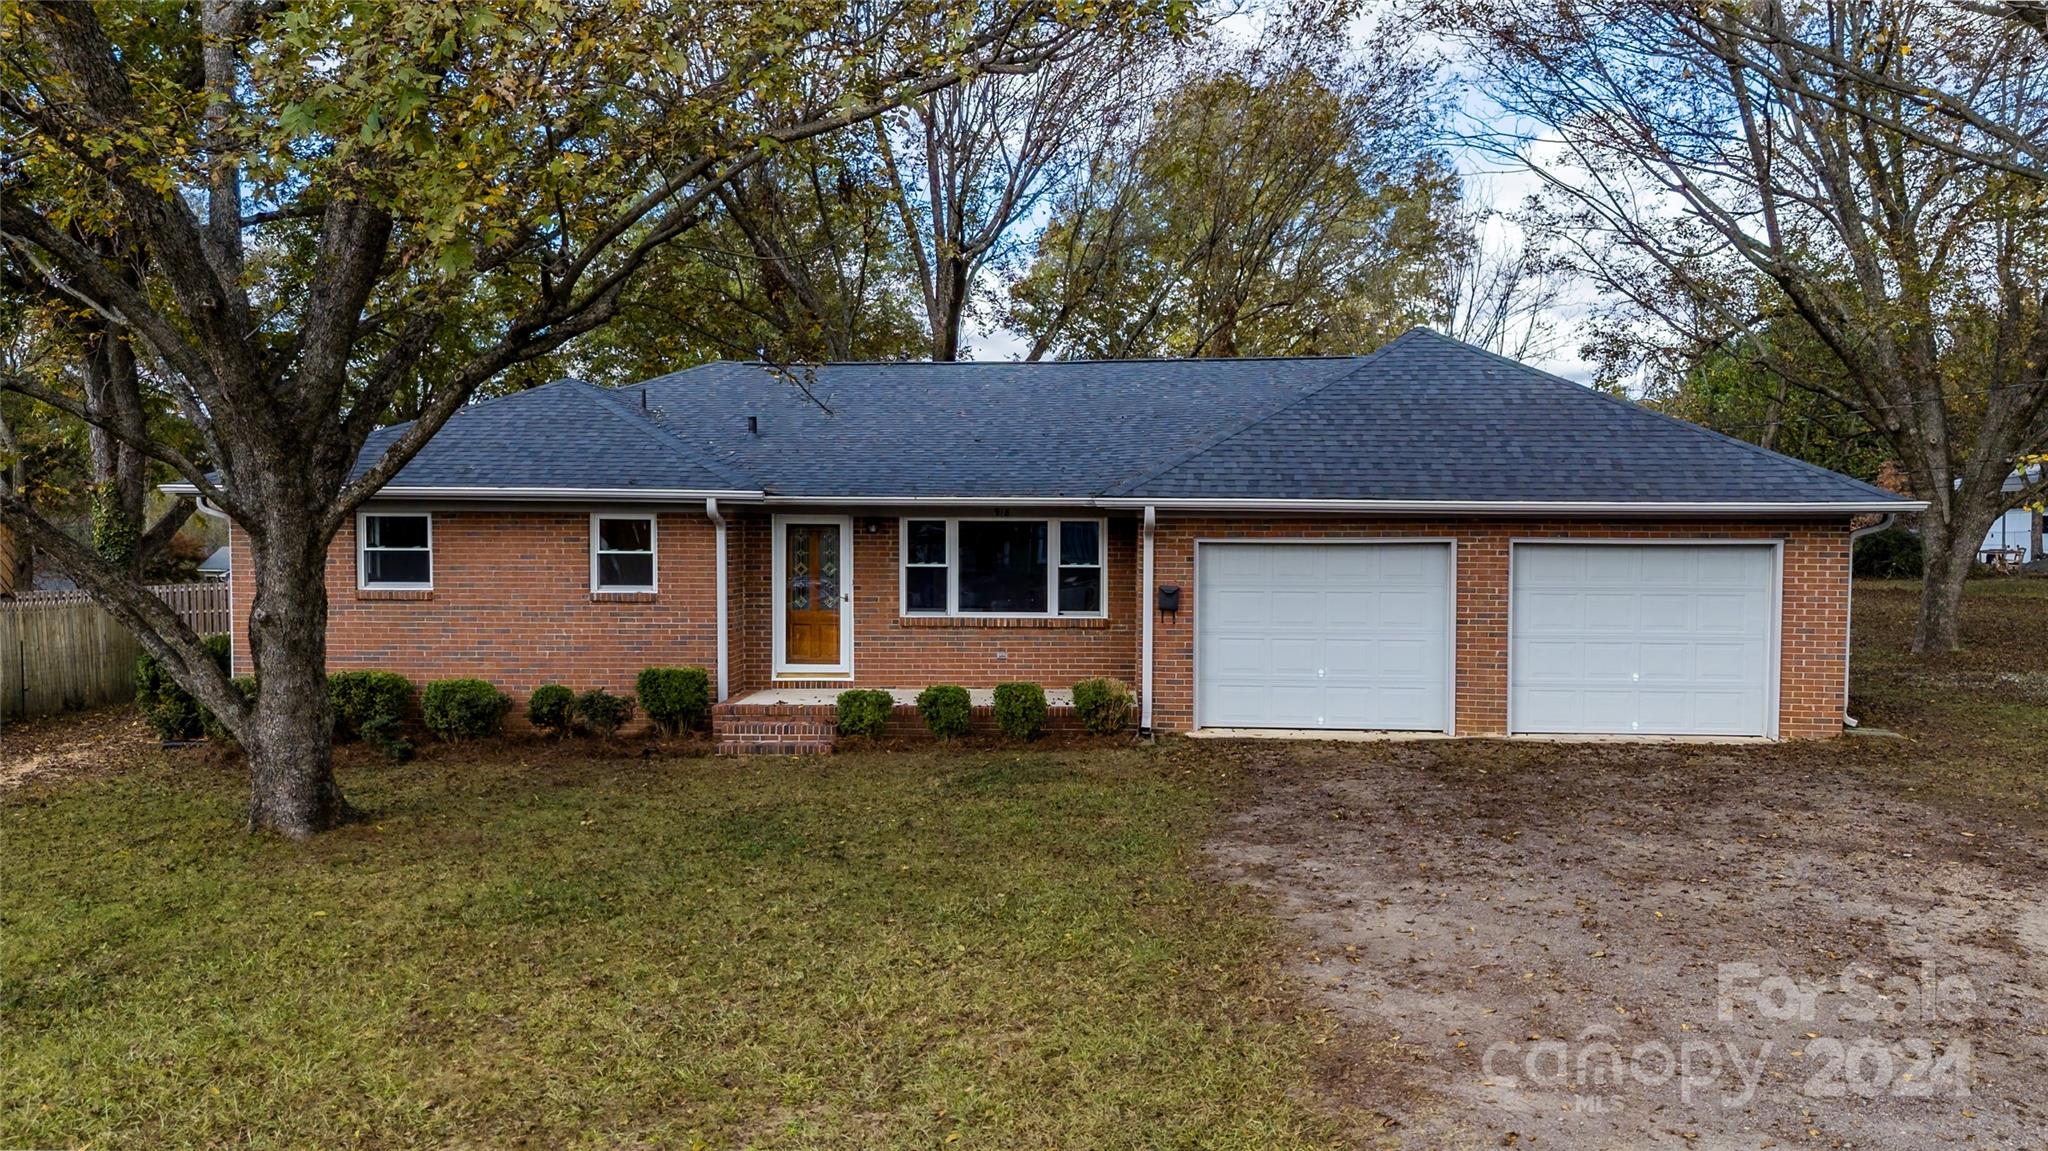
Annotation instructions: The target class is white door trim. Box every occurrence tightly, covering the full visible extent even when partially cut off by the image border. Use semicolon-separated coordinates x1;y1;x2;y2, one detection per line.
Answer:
1506;538;1782;739
771;513;855;678
1191;538;1458;735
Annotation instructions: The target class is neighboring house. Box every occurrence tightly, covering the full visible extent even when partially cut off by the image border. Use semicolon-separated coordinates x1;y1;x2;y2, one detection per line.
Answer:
1979;466;2044;564
182;329;1922;747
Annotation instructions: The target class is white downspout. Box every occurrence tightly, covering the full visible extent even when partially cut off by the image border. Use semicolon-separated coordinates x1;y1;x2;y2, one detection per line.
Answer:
1843;513;1897;728
706;498;729;703
1141;505;1156;734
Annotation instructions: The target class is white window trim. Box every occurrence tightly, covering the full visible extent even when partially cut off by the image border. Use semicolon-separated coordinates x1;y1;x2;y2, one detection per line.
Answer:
897;516;1109;619
589;512;659;593
356;509;434;591
771;513;855;677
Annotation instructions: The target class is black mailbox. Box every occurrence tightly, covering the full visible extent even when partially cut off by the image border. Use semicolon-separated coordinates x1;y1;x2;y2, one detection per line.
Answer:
1157;584;1181;616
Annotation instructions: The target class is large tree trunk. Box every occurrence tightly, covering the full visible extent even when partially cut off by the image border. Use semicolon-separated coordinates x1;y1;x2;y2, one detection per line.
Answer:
1915;528;1975;653
241;510;352;837
1913;488;2005;653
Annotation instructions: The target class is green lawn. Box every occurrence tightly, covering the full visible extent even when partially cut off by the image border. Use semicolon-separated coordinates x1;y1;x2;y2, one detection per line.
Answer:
1;745;1342;1149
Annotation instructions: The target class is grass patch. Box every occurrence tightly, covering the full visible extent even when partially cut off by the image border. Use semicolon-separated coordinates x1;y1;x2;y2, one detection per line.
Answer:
1;746;1340;1149
1845;577;2048;808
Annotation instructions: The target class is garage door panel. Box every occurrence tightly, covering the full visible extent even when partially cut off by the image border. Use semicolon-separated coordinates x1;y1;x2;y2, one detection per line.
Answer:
1690;690;1765;732
1691;641;1755;681
1517;639;1583;678
1585;592;1640;630
1638;642;1693;681
1512;544;1774;737
1324;637;1378;677
1208;635;1270;669
1325;589;1378;624
1376;638;1429;677
1270;590;1327;626
1519;590;1586;631
1377;588;1435;624
1696;548;1764;584
1268;636;1320;674
1692;592;1757;631
1198;542;1450;732
1582;548;1644;583
1581;641;1637;679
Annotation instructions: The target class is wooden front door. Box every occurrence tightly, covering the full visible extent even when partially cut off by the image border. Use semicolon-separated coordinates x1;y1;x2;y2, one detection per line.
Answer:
783;521;843;667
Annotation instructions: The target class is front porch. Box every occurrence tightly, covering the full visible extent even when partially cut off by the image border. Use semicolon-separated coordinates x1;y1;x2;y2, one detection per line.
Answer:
713;686;1087;756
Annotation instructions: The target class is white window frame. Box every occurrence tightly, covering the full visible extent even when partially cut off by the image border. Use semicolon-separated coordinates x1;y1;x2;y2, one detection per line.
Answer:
897;516;1109;619
589;512;659;593
356;509;433;591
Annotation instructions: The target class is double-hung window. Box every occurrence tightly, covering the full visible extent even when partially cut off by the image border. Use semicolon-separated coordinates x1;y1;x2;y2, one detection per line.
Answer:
358;512;432;590
591;514;657;592
900;517;1106;618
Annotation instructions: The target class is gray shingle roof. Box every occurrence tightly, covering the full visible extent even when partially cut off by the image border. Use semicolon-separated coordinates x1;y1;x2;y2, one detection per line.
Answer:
353;379;753;493
355;328;1913;508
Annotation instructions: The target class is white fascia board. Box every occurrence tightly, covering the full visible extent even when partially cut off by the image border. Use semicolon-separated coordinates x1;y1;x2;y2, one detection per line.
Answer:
158;482;768;502
1092;497;1929;515
757;494;1101;507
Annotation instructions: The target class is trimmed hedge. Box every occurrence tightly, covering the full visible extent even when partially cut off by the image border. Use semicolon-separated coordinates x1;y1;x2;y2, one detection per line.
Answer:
133;633;232;741
576;688;636;738
638;666;710;735
1072;677;1134;736
421;678;510;741
328;670;413;743
527;684;576;736
992;682;1048;740
916;684;971;740
835;689;894;738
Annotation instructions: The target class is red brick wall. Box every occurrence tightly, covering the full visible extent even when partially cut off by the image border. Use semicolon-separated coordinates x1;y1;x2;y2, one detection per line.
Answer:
229;508;718;706
235;505;1852;741
725;510;1139;695
1146;516;1850;739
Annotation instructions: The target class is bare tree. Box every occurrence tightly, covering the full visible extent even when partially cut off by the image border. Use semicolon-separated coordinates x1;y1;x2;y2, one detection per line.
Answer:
1446;0;2048;651
874;24;1161;360
1432;197;1561;361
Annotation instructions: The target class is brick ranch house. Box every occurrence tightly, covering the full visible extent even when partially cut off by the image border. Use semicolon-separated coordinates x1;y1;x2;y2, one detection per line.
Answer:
186;329;1922;750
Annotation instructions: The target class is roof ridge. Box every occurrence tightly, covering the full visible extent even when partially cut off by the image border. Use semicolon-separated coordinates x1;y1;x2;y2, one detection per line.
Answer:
1102;330;1430;497
1401;328;1905;502
573;381;763;492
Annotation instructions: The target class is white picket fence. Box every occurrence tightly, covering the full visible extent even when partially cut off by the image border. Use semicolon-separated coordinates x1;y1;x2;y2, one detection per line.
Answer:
0;583;230;720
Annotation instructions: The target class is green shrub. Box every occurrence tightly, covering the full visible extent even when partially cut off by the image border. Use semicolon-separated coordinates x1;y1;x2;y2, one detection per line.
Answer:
133;633;232;741
327;670;413;743
575;688;636;739
527;683;576;736
1072;677;1134;736
835;689;895;738
200;676;257;746
637;666;711;735
1854;526;1923;579
915;684;972;741
421;678;510;741
992;682;1048;740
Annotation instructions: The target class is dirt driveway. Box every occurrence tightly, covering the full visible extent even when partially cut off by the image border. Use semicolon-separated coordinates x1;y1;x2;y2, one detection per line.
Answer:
1210;739;2048;1149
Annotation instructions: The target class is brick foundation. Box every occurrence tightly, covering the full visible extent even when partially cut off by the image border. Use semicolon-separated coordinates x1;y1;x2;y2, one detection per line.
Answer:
230;506;1854;739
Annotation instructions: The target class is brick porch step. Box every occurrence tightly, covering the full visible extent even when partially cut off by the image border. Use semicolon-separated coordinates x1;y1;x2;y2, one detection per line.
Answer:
712;703;838;756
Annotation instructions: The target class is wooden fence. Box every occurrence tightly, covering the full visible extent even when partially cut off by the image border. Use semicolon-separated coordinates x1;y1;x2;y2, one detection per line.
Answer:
0;582;230;721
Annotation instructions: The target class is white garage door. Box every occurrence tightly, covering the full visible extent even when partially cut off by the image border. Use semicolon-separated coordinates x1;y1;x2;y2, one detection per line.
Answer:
1197;542;1451;731
1511;544;1776;736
